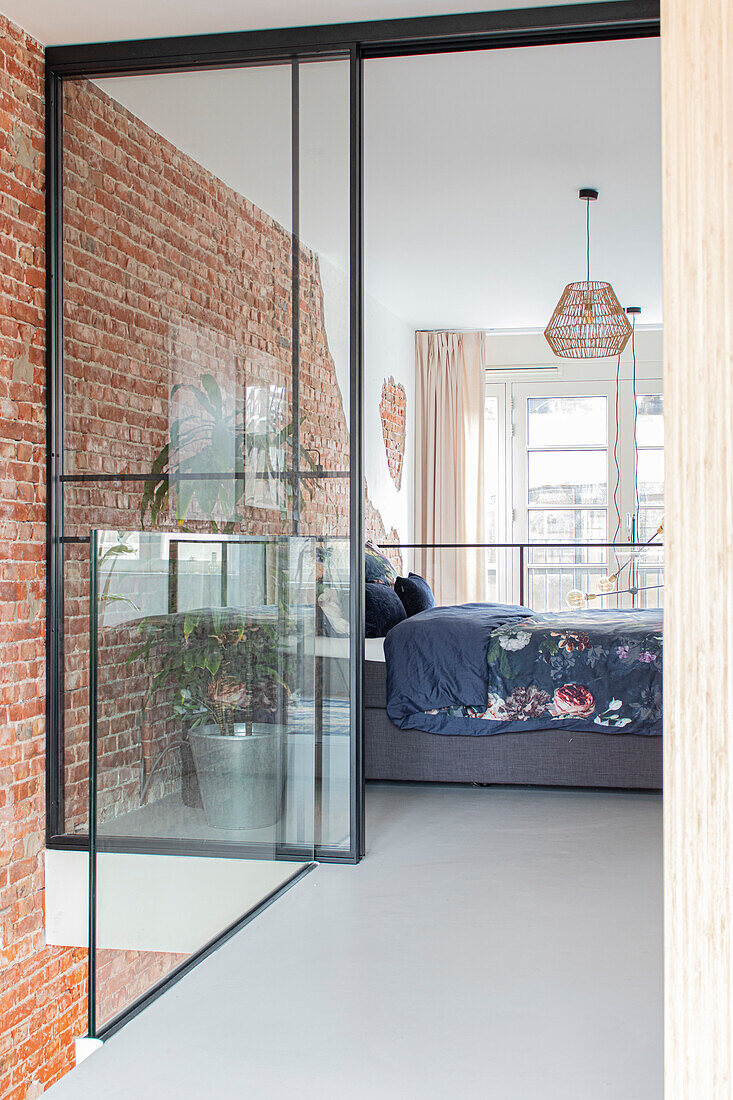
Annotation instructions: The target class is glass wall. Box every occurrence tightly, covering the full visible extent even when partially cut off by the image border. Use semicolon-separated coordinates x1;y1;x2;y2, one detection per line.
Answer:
57;55;355;1030
62;61;295;835
90;531;316;1030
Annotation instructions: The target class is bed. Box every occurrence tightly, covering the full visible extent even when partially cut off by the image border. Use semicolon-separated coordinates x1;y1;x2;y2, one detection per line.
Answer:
364;603;663;790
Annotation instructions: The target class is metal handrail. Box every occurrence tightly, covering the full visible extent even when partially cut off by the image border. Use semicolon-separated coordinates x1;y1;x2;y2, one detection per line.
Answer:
379;540;663;608
379;541;662;549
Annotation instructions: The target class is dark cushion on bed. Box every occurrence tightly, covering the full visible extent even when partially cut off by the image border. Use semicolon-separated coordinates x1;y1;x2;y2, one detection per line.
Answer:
365;582;406;638
395;572;435;617
365;541;398;587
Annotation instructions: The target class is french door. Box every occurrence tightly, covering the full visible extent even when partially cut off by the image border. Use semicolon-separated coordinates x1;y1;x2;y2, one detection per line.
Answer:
487;378;663;611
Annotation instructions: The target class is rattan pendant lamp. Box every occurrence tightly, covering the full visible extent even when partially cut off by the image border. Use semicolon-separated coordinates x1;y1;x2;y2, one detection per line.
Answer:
544;188;632;359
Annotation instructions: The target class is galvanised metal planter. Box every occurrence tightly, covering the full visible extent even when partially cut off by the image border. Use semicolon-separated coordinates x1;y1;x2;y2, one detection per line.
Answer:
189;723;285;830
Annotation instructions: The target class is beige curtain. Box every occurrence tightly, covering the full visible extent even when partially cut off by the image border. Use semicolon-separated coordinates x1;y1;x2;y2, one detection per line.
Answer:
415;331;486;606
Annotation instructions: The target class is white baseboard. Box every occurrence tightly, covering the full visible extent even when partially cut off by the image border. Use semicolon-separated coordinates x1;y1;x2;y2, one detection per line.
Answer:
75;1037;103;1065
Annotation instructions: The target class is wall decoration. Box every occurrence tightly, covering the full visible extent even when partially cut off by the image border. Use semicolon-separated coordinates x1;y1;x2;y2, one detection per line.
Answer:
380;377;406;491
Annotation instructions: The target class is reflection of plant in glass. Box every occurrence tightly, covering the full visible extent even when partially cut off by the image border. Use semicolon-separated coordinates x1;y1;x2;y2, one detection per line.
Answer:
244;384;286;513
141;373;320;530
129;607;290;737
98;535;139;626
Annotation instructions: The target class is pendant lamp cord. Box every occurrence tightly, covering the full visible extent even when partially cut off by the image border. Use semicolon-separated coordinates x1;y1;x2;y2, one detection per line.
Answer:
632;312;639;516
586;197;591;283
612;350;622;544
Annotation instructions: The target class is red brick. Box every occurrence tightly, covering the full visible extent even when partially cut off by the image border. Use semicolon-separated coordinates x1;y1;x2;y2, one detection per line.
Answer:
0;14;88;1097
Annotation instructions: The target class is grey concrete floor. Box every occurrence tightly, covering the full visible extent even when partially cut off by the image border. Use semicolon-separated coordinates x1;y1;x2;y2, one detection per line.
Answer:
47;783;662;1099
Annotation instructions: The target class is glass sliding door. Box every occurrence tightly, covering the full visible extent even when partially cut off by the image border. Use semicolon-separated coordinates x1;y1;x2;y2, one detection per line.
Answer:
59;53;358;1034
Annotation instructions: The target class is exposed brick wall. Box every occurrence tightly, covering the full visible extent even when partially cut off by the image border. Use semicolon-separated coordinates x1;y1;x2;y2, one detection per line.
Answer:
0;14;88;1097
379;376;406;491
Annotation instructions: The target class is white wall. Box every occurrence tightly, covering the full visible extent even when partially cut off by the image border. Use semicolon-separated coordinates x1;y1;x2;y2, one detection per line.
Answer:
320;256;415;549
484;326;663;381
44;850;306;953
364;296;415;546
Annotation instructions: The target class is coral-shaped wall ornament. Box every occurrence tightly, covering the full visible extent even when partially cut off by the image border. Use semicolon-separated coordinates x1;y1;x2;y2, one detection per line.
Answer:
379;377;406;491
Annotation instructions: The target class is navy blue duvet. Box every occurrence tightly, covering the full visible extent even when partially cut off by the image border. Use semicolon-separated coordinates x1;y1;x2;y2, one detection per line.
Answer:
384;604;663;737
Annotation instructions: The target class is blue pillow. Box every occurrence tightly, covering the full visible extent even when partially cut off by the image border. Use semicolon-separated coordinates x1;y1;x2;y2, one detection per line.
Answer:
365;582;406;638
394;572;436;617
365;541;398;587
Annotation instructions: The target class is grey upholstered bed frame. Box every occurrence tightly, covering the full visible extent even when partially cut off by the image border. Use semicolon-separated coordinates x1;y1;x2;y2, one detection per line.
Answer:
363;660;662;790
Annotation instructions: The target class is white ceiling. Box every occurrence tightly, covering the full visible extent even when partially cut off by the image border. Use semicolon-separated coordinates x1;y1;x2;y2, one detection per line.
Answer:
94;37;661;330
365;40;662;328
7;0;592;47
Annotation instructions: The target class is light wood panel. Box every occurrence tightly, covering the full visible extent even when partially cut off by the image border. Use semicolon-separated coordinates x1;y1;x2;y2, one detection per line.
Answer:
662;0;733;1095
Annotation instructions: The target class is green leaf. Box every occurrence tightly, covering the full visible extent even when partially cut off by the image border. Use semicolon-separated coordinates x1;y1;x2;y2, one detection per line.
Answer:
150;442;170;475
193;477;221;519
183;611;197;641
200;374;223;418
217;478;236;520
102;543;135;559
140;476;160;527
151;480;169;527
188;386;216;420
176;478;195;524
204;650;222;677
211;432;235;474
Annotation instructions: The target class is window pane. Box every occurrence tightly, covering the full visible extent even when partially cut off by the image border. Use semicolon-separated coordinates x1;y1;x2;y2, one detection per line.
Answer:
636;394;663;447
528;450;607;506
638;507;664;545
638;449;664;506
485;396;500;541
527;396;607;448
528;509;607;563
528;508;606;543
528;567;607;614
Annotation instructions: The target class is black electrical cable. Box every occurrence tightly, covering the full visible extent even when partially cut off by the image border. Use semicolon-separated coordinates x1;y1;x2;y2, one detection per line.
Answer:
612;350;622;544
631;313;639;518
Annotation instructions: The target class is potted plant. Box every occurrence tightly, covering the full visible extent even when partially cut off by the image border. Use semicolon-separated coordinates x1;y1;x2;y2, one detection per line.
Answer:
130;606;291;829
133;370;320;827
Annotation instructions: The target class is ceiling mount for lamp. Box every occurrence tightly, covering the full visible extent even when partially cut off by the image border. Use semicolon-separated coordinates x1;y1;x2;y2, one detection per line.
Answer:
544;188;632;359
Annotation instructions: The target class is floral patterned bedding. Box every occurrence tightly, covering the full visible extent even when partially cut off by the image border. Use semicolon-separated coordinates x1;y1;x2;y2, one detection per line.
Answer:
384;605;662;737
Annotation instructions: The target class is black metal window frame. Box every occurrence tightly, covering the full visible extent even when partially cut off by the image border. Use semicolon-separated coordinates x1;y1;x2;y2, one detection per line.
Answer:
44;1;661;865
